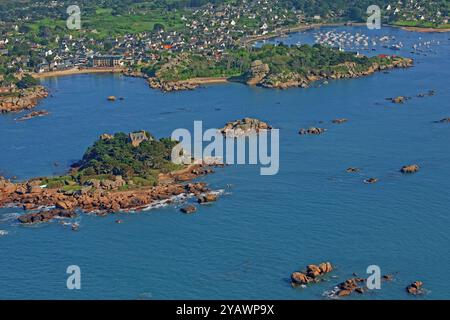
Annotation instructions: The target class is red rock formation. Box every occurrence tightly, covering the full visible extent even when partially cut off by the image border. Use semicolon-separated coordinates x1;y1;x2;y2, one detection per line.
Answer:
0;86;48;113
290;262;334;286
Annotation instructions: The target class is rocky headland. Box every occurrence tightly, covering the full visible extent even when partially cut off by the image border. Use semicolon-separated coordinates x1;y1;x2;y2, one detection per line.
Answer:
0;86;48;113
236;56;413;90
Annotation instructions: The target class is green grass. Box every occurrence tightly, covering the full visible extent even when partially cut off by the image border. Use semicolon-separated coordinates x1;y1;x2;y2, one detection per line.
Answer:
82;9;186;38
24;8;186;40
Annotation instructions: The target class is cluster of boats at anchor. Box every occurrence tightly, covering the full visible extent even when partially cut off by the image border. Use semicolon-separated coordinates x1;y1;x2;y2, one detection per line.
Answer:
309;30;443;56
313;30;403;51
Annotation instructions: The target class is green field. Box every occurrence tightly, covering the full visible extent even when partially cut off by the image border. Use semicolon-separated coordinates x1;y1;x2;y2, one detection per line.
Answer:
25;7;187;40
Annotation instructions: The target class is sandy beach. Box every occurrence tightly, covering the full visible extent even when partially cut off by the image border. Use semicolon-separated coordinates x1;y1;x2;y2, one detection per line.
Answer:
184;77;229;85
32;67;125;79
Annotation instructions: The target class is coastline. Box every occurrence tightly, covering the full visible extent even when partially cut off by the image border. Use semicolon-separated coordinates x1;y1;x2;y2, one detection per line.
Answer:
395;25;450;33
32;67;126;79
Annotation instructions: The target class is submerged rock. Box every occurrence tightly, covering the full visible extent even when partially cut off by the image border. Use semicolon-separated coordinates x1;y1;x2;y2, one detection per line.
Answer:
17;110;49;121
331;118;348;124
346;167;360;173
401;164;420;174
364;178;379;184
434;117;450;123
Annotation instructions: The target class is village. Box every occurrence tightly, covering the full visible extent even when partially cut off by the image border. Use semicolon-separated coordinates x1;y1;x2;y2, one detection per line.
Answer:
0;0;447;81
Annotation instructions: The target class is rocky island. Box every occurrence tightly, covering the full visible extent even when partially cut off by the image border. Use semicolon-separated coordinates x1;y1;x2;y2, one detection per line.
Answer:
219;118;272;137
0;130;220;225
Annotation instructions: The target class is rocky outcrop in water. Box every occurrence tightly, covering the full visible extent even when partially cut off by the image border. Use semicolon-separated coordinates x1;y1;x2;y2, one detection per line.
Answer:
401;164;420;174
0;86;48;113
299;127;327;135
406;281;424;295
197;193;218;204
17;110;49;121
332;278;367;297
220;118;272;137
291;262;334;286
180;205;197;214
391;96;407;104
18;209;77;224
364;178;379;184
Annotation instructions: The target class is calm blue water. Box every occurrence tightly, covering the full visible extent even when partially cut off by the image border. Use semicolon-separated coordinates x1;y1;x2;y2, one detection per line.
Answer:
0;26;449;299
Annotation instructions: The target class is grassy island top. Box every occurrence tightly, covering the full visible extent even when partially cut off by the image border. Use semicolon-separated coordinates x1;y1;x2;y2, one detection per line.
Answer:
41;131;183;191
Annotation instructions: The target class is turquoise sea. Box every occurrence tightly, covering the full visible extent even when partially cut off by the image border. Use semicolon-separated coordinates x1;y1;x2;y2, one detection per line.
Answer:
0;26;449;299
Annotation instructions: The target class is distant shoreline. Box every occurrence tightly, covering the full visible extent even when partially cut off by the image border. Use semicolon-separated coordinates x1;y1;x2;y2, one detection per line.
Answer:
396;25;450;33
32;67;125;79
243;22;450;45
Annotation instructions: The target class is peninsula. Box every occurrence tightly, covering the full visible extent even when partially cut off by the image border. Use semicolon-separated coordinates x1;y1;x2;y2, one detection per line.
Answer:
143;44;413;92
